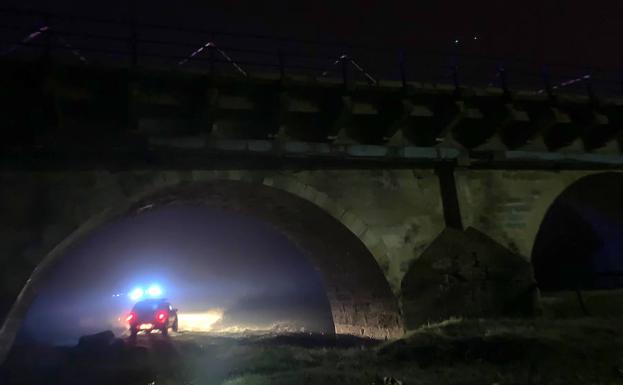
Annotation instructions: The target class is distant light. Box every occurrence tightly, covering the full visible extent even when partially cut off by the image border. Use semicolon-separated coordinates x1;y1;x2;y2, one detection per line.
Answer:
473;35;479;40
129;287;144;301
454;39;460;45
147;285;163;297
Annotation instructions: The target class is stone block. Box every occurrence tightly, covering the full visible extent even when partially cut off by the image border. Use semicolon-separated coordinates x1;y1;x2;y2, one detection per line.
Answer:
76;330;115;353
341;210;368;237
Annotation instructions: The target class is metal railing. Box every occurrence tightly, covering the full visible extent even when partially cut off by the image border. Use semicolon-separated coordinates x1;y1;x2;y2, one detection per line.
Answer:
1;7;622;97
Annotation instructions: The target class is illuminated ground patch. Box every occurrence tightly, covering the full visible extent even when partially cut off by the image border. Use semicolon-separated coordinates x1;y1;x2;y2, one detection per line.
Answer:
177;310;224;332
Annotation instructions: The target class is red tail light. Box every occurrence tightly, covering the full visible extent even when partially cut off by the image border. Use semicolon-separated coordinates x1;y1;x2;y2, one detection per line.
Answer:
126;312;136;323
156;310;167;323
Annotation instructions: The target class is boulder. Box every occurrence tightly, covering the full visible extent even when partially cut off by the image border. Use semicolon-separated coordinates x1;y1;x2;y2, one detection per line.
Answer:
76;330;115;352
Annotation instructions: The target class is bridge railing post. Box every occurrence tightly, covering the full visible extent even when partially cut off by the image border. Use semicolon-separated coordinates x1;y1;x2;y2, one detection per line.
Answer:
399;50;407;90
278;49;286;81
584;67;595;104
208;40;215;76
452;64;460;95
341;54;349;89
498;64;510;98
42;13;52;62
542;66;555;101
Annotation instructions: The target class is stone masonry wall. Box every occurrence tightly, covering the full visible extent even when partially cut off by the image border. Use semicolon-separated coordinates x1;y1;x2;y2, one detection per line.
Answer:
454;169;610;260
2;167;620;362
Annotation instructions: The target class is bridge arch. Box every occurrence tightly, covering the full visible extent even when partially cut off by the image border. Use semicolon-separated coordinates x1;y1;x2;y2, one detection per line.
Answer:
532;171;623;291
0;172;403;361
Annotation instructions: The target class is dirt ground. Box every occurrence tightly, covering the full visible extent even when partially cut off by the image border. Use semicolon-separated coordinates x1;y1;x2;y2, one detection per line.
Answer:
2;318;623;385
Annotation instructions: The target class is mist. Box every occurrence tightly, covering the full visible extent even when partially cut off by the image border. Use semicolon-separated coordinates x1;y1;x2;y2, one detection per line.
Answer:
17;206;334;345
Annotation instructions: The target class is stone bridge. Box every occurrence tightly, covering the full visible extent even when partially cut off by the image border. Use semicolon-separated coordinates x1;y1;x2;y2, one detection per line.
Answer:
2;60;623;362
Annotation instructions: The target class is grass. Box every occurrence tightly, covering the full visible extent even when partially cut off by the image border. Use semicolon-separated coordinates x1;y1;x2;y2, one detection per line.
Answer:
202;318;623;385
3;317;623;385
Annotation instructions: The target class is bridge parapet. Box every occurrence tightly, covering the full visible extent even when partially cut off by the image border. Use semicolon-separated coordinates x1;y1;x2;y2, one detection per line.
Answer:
2;60;623;167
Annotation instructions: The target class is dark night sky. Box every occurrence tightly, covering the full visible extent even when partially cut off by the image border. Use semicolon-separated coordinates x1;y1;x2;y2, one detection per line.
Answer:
19;206;334;345
3;0;622;69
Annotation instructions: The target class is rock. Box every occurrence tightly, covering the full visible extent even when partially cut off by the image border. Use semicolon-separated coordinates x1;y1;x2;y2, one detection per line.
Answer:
122;345;149;365
109;337;126;354
77;330;115;352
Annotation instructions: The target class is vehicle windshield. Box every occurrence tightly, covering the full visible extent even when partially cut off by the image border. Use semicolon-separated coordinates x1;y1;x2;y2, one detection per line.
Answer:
132;300;169;317
132;300;167;313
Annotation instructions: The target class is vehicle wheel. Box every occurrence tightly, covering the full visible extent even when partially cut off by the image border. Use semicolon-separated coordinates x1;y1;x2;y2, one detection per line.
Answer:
130;327;138;339
172;318;178;332
161;327;168;336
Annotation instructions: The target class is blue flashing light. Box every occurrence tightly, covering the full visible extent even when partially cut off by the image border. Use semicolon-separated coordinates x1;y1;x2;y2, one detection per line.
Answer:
147;284;163;297
129;287;144;301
